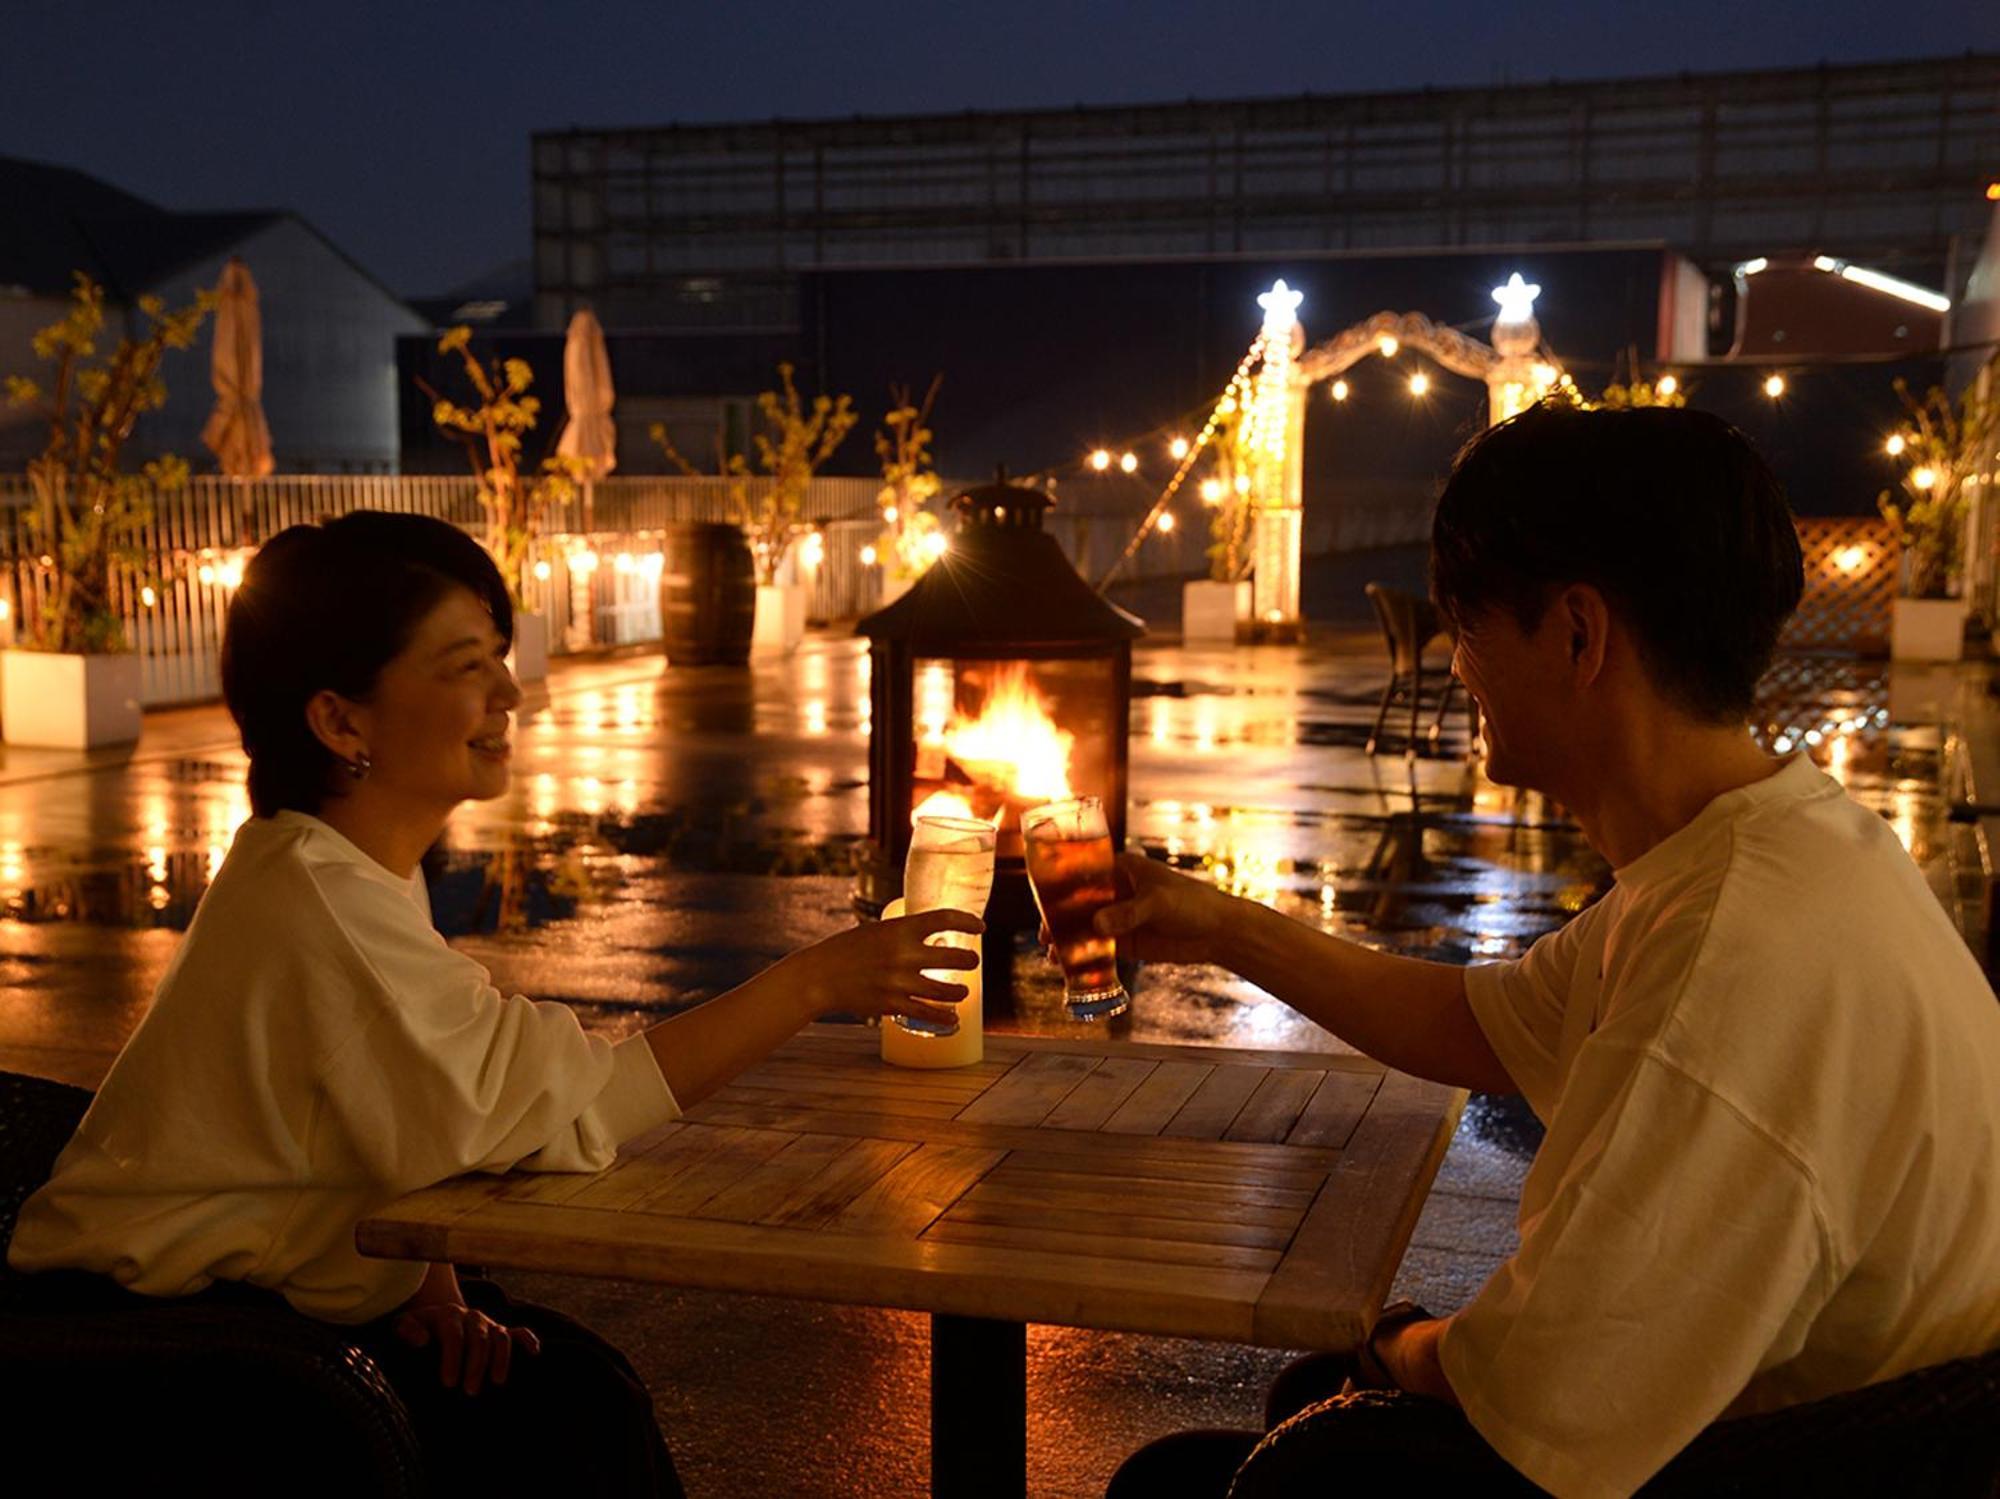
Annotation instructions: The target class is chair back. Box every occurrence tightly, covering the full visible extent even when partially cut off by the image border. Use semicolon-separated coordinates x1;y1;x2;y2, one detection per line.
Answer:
1364;584;1444;675
0;1071;93;1270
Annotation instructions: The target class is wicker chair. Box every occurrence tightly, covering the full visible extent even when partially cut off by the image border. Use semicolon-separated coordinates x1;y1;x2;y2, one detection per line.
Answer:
0;1069;427;1496
1231;1351;2000;1497
1363;583;1476;758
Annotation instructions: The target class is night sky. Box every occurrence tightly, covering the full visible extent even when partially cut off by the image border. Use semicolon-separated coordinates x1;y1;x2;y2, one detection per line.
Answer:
5;0;1994;298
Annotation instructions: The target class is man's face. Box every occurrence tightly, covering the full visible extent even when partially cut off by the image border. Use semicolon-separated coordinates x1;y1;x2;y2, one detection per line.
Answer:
1449;599;1577;793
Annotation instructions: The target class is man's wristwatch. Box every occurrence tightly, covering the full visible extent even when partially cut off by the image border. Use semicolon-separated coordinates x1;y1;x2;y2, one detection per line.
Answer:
1355;1299;1433;1389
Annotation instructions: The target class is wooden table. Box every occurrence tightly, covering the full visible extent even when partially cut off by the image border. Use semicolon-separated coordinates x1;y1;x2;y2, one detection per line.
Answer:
358;1027;1464;1497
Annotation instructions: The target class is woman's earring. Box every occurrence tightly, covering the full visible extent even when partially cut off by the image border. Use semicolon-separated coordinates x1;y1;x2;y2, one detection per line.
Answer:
348;751;373;781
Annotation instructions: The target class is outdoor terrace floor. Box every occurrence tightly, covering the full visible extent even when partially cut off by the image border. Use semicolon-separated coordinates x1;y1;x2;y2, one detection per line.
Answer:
0;571;1979;1497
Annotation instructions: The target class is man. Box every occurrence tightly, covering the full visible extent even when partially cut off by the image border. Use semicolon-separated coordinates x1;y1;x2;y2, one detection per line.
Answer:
1105;404;2000;1498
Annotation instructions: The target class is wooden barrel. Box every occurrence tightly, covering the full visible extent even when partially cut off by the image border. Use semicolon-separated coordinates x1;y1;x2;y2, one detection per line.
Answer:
659;522;755;665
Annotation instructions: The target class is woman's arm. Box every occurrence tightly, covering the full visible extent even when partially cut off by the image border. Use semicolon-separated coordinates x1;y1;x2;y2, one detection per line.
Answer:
641;909;982;1110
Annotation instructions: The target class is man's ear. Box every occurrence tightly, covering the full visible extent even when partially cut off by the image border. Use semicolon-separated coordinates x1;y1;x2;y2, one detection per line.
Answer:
1560;585;1611;687
304;690;368;763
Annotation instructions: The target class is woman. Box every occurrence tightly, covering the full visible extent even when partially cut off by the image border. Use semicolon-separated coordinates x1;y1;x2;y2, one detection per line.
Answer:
7;511;976;1496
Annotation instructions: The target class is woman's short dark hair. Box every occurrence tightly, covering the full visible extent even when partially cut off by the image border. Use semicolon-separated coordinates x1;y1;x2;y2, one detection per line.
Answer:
1429;403;1803;723
221;510;513;817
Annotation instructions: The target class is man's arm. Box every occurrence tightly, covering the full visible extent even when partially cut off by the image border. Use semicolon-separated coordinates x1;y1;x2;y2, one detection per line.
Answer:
1097;854;1516;1094
1371;1316;1461;1406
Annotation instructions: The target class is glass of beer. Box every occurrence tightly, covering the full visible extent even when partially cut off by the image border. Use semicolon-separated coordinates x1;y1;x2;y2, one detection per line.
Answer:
1023;796;1129;1021
896;814;996;1037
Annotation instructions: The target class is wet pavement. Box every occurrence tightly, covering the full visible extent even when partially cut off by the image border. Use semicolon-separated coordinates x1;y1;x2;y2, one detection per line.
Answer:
0;582;1977;1497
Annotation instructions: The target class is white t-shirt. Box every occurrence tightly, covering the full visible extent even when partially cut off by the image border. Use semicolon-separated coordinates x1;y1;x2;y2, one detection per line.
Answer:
7;811;679;1324
1439;754;2000;1499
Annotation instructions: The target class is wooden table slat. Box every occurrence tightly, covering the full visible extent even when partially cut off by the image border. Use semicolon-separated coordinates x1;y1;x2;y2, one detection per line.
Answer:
979;1162;1317;1214
1099;1060;1215;1135
826;1143;1007;1237
955;1179;1303;1232
688;1133;864;1224
954;1051;1102;1127
1285;1070;1384;1149
922;1216;1285;1274
1040;1057;1157;1131
1225;1068;1327;1143
1161;1064;1271;1139
758;1137;920;1229
936;1196;1298;1250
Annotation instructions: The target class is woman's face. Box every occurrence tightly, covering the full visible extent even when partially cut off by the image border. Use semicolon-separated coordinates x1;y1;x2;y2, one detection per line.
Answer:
349;586;521;810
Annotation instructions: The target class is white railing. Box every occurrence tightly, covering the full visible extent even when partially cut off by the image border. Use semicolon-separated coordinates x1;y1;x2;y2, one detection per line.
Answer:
0;474;1203;707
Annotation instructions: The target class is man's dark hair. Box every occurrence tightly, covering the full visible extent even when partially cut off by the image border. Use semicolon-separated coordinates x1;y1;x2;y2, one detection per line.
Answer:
221;510;513;817
1429;403;1803;722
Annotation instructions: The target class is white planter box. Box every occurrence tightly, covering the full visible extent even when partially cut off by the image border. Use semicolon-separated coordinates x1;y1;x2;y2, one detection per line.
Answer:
754;583;808;652
1183;579;1252;644
2;650;144;749
507;611;550;684
1890;597;1967;661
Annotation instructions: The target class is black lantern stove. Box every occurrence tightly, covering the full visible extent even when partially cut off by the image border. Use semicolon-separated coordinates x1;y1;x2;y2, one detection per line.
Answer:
854;473;1145;998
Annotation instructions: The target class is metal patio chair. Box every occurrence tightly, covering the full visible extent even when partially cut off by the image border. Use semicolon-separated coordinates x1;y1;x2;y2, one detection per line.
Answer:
0;1069;426;1496
1363;583;1477;758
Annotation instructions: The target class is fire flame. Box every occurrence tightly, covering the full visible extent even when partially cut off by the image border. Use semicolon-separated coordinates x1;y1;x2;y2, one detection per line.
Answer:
942;665;1074;804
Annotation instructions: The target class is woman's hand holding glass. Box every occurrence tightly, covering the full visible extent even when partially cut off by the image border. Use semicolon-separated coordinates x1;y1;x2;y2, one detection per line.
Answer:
786;910;984;1028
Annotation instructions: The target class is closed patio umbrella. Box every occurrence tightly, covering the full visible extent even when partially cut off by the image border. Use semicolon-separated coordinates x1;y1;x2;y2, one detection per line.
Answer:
555;308;617;479
200;257;274;478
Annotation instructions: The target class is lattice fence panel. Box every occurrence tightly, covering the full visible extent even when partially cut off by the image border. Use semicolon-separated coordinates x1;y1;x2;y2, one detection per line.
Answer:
1782;517;1899;655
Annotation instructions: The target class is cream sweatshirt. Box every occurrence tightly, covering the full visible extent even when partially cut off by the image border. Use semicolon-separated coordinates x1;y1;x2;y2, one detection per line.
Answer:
7;811;679;1324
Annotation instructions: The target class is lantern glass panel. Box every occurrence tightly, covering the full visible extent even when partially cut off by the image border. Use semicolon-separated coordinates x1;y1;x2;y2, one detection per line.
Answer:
911;655;1118;860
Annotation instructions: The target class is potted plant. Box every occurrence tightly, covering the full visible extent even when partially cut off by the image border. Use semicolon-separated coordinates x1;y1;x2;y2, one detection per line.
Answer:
1878;356;1998;661
873;377;944;606
1185;400;1255;644
420;327;582;682
2;274;212;748
656;363;855;653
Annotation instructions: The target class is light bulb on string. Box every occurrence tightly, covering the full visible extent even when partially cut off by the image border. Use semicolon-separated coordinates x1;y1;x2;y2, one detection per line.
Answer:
1156;512;1177;534
1168;436;1189;460
1763;374;1787;399
1199;478;1226;506
1089;449;1112;472
1119;452;1139;474
1378;335;1399;358
1655;375;1678;398
1330;380;1349;402
1911;467;1937;490
1884;434;1906;457
1408;373;1430;397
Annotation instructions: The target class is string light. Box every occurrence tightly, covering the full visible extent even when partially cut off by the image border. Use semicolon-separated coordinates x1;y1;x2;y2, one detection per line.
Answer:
1378;335;1400;358
801;531;825;569
1408;373;1430;396
860;544;878;566
533;559;552;581
1490;273;1542;325
217;559;244;590
1763;374;1787;399
1199;478;1226;505
1119;452;1138;474
570;550;600;575
139;586;157;608
613;552;635;574
0;599;11;622
883;505;899;523
1089;449;1112;471
1168;436;1189;460
1884;434;1906;457
1655;374;1678;398
1911;467;1938;490
1330;380;1349;402
1234;474;1251;495
197;564;215;586
923;532;949;561
1156;512;1177;534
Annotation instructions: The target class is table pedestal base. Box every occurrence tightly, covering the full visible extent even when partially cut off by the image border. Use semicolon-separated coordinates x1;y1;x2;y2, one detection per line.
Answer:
932;1313;1026;1497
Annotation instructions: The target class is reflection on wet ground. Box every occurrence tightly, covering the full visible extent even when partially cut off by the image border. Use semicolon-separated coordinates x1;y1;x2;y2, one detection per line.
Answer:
0;628;1972;1498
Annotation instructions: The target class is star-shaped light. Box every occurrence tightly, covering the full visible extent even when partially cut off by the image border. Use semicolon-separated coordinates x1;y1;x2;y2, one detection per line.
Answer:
1257;279;1304;335
1491;272;1542;325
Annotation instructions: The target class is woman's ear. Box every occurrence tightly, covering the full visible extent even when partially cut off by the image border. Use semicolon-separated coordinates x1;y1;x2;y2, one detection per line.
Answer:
304;690;369;764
